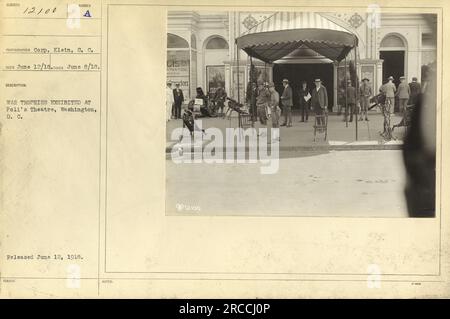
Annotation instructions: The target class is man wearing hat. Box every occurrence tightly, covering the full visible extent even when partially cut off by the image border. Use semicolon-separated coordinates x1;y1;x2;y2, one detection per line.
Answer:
268;82;281;142
280;79;293;127
166;81;174;122
213;83;227;115
311;78;328;125
173;82;184;119
256;80;271;126
345;79;357;122
359;77;372;121
396;76;410;115
408;77;421;107
380;76;396;114
298;80;310;122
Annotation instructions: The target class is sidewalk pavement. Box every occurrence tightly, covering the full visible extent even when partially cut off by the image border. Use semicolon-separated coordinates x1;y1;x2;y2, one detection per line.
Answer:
166;109;407;152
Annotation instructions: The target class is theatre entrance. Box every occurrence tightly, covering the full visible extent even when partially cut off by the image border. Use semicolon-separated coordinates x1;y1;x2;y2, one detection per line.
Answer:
273;63;334;110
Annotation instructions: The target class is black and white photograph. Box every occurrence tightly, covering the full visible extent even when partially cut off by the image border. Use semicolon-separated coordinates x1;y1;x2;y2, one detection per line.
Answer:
2;0;448;299
165;10;438;218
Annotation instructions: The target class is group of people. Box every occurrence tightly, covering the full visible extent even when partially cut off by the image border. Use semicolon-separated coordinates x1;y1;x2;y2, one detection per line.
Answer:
166;81;229;122
340;75;421;127
377;75;422;139
341;78;371;122
379;75;421;113
167;75;422;143
249;78;330;143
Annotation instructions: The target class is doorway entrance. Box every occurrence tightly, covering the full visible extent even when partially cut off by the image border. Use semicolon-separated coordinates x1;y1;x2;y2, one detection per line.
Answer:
380;50;405;112
273;63;334;110
379;50;405;87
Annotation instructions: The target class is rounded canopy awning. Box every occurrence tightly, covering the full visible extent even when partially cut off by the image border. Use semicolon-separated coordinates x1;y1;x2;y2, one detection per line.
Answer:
236;12;358;63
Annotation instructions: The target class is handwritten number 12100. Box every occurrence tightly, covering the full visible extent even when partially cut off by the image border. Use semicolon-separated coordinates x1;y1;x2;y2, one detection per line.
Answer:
23;7;57;15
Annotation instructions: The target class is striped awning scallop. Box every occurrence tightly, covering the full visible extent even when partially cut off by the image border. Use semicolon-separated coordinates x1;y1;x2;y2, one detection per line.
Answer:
236;12;358;63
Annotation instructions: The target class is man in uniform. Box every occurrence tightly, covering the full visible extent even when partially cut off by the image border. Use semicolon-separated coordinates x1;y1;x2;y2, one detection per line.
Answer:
268;82;281;143
256;81;271;126
213;83;227;114
359;78;372;121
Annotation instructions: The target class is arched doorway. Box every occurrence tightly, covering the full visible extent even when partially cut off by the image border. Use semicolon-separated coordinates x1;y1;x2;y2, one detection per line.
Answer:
203;36;229;95
379;34;407;112
167;33;190;99
379;34;407;87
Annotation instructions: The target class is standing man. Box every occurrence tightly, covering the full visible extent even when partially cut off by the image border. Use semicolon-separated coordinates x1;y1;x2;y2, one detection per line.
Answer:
408;76;421;107
256;81;271;126
345;80;357;122
268;82;281;143
166;81;174;122
246;82;258;119
359;78;372;121
173;83;184;119
396;76;410;115
311;78;328;125
380;76;396;114
213;83;227;115
298;80;310;122
280;79;293;127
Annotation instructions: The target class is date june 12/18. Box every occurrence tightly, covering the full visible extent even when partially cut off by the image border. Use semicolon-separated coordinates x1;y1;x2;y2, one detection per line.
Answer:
6;254;84;261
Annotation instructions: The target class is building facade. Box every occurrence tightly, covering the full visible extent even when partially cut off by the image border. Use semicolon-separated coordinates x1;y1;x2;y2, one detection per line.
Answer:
167;11;437;108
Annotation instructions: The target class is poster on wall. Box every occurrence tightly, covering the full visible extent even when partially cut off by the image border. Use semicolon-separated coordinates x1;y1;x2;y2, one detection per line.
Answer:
206;66;225;94
232;66;245;103
254;65;271;83
361;65;375;92
167;50;190;99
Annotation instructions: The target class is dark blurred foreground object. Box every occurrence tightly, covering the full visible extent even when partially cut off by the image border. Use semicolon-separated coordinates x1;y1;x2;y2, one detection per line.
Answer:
403;62;436;217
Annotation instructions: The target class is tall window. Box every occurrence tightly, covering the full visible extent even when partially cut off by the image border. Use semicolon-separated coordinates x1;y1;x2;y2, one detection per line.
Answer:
204;36;229;94
205;37;229;50
167;33;190;99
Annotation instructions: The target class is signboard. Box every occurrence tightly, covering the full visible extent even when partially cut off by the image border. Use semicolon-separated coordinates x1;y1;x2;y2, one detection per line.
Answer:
361;65;375;92
232;66;245;103
167;50;190;99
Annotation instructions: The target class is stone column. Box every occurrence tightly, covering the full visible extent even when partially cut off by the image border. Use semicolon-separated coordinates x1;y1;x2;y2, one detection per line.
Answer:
375;59;383;91
333;62;338;111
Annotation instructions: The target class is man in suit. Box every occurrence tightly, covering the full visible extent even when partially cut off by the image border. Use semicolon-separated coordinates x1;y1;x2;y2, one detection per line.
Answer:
311;78;328;125
408;76;421;107
380;76;396;114
298;80;310;122
396;76;410;115
173;83;184;119
346;80;357;122
280;79;293;127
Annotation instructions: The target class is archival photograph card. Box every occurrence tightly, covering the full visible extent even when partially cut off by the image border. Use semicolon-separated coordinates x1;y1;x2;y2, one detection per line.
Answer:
0;0;449;298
